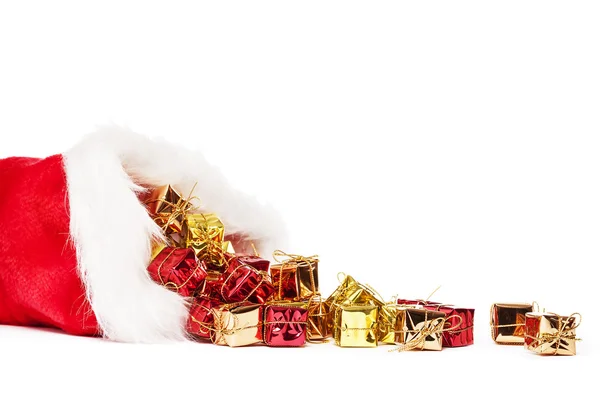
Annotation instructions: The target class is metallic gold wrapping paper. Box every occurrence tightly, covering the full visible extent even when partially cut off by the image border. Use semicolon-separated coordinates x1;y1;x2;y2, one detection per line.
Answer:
270;253;319;301
378;304;402;345
183;213;226;271
397;308;446;351
212;304;263;347
325;274;385;338
334;304;378;347
306;296;331;341
525;312;580;356
146;184;188;234
490;303;534;344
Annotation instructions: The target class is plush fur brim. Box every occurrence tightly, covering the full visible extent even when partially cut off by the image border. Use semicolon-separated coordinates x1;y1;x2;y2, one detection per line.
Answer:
63;125;287;342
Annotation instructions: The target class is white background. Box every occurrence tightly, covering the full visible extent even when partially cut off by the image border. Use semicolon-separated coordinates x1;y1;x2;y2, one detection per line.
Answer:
0;1;597;399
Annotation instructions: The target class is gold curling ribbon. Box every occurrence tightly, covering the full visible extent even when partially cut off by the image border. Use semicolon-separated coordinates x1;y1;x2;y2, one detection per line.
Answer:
525;312;582;355
272;250;319;300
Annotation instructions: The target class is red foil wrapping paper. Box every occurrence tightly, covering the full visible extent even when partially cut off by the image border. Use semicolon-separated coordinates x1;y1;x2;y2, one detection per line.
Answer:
147;247;207;297
220;263;275;304
263;303;308;347
187;296;222;339
227;255;270;273
397;299;475;347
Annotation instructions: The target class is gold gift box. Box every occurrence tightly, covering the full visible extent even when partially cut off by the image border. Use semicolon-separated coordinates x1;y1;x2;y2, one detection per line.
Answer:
271;257;319;301
212;304;263;347
397;308;446;351
490;303;534;344
306;296;331;341
334;304;378;347
146;184;186;234
182;213;226;270
525;312;579;356
325;274;384;336
378;303;402;345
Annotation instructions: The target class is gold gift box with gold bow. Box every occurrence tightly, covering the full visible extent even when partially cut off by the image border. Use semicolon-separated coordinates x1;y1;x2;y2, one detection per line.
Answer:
490;303;535;344
146;184;187;235
211;304;263;347
334;304;378;347
182;213;229;272
525;312;580;356
396;308;446;351
270;252;319;301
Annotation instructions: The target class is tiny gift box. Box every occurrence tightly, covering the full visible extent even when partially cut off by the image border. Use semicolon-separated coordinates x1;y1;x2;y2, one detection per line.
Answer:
182;213;227;271
306;296;331;341
397;299;474;347
145;184;187;234
490;302;535;345
186;296;222;339
147;247;207;297
212;303;263;347
263;302;308;347
270;251;319;301
220;260;275;304
396;308;447;351
525;312;580;356
333;304;378;348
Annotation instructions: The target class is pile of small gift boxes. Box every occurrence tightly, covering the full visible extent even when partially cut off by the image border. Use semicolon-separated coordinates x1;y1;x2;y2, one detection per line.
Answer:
143;184;477;349
490;303;581;356
144;184;580;354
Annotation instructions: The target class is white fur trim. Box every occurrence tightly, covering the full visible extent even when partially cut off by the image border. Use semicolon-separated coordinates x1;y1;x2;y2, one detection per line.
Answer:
63;125;287;343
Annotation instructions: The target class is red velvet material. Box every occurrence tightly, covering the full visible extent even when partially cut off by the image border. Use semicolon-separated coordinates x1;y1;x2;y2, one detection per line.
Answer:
0;155;99;336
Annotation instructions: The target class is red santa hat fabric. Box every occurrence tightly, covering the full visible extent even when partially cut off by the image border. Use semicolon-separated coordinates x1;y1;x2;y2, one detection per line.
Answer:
0;126;286;342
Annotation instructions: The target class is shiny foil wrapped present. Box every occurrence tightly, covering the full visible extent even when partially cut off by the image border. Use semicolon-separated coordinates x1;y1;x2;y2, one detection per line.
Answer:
525;312;580;356
212;303;263;347
146;184;190;235
186;296;222;339
378;303;403;345
396;308;446;351
263;303;308;347
490;303;534;344
147;247;207;297
183;213;227;271
334;304;378;347
271;251;319;301
325;274;384;336
306;296;331;341
220;262;275;304
397;299;474;347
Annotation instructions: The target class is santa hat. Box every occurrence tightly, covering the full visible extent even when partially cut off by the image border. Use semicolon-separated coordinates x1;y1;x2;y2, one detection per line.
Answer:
0;126;286;343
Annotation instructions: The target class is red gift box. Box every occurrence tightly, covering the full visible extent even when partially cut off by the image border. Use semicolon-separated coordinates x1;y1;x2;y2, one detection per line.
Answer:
220;257;275;304
186;295;222;339
226;255;270;273
147;247;207;297
397;299;474;347
263;303;308;347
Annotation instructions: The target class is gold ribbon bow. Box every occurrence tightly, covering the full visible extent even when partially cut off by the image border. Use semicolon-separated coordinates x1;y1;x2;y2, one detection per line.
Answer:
390;313;464;352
